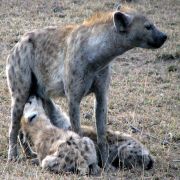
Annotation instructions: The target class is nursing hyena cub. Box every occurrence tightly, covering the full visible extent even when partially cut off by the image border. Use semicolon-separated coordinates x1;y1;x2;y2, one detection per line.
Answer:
21;96;99;175
21;96;154;171
81;126;154;170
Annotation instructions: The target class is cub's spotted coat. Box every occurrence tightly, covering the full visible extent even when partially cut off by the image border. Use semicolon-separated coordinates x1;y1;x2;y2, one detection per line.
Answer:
21;96;99;175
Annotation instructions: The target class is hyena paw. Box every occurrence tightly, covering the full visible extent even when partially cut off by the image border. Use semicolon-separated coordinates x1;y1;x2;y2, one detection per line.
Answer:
41;155;61;173
8;147;18;162
104;164;116;172
25;151;37;159
89;163;101;175
31;158;40;166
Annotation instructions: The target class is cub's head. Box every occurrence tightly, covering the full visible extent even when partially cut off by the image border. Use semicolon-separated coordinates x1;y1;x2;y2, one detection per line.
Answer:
113;6;167;49
117;139;154;170
21;96;50;131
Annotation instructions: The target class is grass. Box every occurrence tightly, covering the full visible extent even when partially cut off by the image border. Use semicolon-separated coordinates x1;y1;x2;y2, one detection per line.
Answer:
0;0;179;179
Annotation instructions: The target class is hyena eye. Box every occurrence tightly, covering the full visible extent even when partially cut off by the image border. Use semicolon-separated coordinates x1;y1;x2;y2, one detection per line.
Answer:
145;24;152;30
28;114;37;123
27;100;32;104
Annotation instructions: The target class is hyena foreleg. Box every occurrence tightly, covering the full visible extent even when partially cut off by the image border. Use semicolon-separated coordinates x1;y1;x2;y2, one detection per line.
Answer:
94;67;111;170
68;97;81;134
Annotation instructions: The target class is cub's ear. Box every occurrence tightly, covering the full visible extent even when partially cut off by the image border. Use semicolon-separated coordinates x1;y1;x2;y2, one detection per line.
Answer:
113;11;133;32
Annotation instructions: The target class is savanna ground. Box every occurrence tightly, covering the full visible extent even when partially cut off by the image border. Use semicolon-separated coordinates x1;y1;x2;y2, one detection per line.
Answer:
0;0;179;179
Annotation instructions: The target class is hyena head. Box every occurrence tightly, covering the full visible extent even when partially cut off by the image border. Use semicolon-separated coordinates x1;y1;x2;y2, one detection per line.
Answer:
113;8;167;49
117;139;154;170
21;96;49;130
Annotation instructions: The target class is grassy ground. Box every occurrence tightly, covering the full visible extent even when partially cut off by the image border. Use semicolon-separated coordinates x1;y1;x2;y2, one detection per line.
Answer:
0;0;179;179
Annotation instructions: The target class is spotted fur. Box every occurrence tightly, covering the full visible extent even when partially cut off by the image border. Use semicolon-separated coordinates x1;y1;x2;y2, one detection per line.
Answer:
21;96;154;171
21;96;99;175
6;6;166;168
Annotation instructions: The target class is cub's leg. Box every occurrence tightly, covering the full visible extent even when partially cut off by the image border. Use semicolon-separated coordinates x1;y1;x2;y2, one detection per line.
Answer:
18;131;37;158
80;137;100;175
41;143;88;175
42;154;88;175
41;155;65;173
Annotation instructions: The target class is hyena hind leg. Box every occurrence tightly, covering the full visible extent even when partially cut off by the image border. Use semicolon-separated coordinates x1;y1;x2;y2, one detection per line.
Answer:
8;96;33;161
7;33;36;161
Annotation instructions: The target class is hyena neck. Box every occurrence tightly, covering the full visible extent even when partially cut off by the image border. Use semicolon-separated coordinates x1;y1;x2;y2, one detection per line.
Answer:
86;23;133;71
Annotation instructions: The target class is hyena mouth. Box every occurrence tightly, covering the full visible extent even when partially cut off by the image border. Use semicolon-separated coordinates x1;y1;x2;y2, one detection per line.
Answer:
148;39;166;48
148;33;167;49
148;41;162;48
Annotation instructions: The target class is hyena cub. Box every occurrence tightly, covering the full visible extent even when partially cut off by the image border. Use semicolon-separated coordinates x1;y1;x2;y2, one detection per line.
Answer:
81;126;154;170
21;96;154;171
21;96;99;175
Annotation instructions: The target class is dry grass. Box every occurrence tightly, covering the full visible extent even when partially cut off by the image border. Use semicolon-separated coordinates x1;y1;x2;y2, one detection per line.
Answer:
0;0;179;179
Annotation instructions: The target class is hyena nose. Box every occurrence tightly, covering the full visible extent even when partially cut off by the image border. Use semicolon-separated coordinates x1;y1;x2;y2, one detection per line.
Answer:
160;33;167;43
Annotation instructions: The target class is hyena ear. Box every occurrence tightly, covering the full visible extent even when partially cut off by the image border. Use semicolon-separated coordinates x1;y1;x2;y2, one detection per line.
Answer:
113;11;133;32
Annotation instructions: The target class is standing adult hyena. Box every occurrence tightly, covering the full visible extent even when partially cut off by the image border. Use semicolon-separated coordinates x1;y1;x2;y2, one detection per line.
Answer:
6;6;167;167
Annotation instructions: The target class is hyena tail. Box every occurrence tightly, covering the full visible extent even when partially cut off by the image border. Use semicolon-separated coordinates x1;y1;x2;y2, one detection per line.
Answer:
29;71;39;98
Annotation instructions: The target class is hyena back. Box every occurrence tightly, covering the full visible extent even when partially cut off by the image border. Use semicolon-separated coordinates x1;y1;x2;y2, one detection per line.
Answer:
6;6;166;167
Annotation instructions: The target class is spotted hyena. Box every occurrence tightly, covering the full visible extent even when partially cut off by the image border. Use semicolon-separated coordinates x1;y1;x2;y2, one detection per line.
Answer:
81;126;154;170
21;96;154;171
6;5;167;168
21;96;99;175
